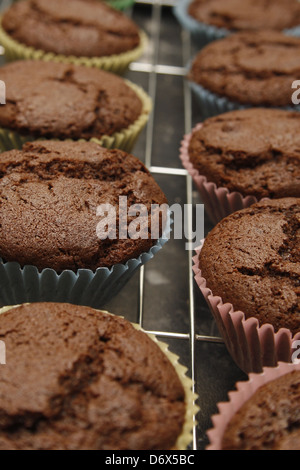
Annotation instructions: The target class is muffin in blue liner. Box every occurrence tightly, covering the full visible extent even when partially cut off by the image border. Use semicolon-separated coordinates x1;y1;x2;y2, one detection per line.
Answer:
187;30;300;119
173;0;228;48
10;0;136;9
173;0;300;48
0;216;171;309
0;140;171;308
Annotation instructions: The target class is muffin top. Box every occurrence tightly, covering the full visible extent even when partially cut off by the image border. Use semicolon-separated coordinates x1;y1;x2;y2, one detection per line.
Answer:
0;302;185;450
2;0;140;57
188;108;300;199
0;60;143;140
199;198;300;335
222;370;300;450
188;0;300;32
0;140;167;271
189;31;300;106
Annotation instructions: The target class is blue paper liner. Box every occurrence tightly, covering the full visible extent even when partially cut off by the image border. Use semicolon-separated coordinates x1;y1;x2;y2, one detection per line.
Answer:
0;215;172;308
188;79;300;120
173;0;300;48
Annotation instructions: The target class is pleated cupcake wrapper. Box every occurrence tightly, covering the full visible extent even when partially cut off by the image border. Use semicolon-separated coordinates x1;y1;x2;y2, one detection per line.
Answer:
193;242;300;374
141;330;199;450
173;0;300;48
180;123;258;226
0;212;172;308
206;361;300;450
188;80;300;120
0;79;152;154
0;304;199;451
0;20;147;75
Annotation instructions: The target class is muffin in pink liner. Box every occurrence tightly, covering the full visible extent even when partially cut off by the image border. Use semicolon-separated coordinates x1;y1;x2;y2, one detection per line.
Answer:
180;109;300;226
206;362;300;450
192;198;300;374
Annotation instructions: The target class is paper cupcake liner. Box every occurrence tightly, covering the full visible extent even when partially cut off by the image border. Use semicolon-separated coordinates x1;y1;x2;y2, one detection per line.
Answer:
188;80;300;120
206;361;300;450
193;242;300;374
174;0;300;48
0;79;152;154
0;213;172;309
0;19;147;75
180;123;258;225
139;329;199;450
0;304;199;450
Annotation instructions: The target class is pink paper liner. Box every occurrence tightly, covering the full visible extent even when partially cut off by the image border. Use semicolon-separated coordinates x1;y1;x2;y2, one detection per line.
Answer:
193;242;300;374
206;361;300;450
180;123;258;225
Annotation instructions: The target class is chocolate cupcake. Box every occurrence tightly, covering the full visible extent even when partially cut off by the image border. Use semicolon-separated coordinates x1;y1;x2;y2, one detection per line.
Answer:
0;140;169;306
174;0;300;47
193;197;300;373
0;60;151;152
0;0;146;73
180;108;300;224
0;302;196;450
188;31;300;118
207;362;300;450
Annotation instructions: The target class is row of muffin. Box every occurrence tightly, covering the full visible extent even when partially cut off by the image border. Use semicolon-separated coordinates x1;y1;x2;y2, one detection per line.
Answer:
0;1;197;450
174;0;300;451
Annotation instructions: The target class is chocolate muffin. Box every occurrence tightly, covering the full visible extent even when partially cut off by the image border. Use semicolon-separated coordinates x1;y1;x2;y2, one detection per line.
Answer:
0;140;167;272
222;370;300;450
199;198;300;335
188;0;300;33
1;0;140;58
0;302;186;450
0;60;144;142
188;108;300;200
189;31;300;107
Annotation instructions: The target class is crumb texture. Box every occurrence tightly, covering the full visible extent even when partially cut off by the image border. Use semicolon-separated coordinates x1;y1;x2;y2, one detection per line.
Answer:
188;0;300;32
222;371;300;450
199;198;300;335
189;31;300;106
0;140;167;271
2;0;140;57
188;109;300;199
0;60;142;140
0;303;185;450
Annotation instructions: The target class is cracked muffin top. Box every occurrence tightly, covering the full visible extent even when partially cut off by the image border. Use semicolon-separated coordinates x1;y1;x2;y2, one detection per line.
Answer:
0;302;186;450
189;31;300;107
0;60;143;140
222;370;300;450
199;198;300;335
2;0;141;57
188;108;300;199
0;140;167;271
188;0;300;32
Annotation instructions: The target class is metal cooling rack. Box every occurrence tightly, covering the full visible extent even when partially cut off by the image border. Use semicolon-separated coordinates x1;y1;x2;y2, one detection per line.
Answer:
118;0;249;450
0;0;248;451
